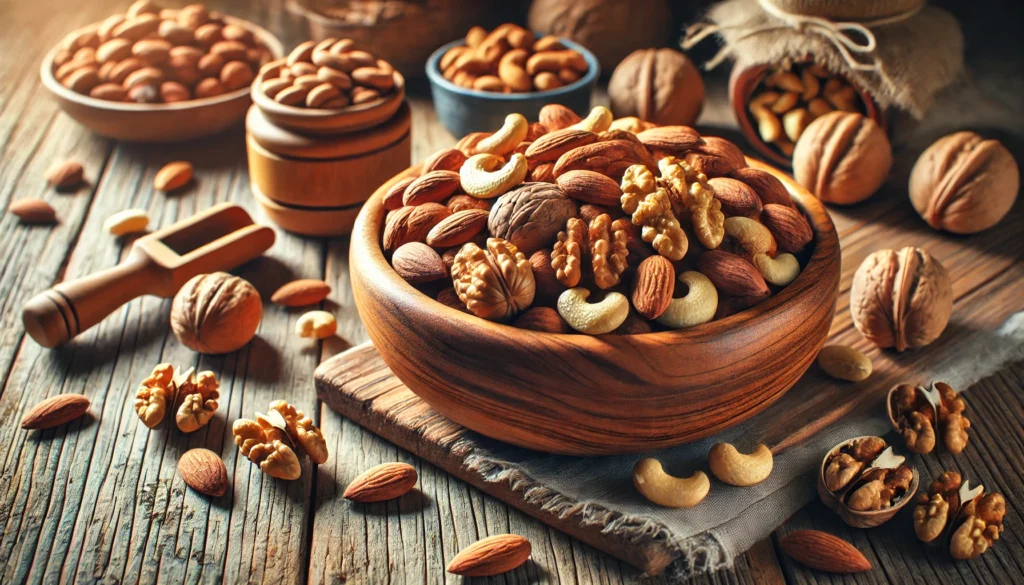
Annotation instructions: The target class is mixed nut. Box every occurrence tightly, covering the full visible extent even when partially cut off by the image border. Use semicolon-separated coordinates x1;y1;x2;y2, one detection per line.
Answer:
259;38;397;109
383;105;815;335
53;1;273;103
632;441;773;509
439;23;589;92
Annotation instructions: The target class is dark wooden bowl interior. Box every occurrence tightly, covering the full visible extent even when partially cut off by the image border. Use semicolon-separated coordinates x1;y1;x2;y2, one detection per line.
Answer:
350;158;841;455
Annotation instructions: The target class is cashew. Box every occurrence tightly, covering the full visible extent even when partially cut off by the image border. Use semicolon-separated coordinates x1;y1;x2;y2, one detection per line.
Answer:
765;70;804;93
296;310;337;339
475;113;529;157
750;104;782;144
782;108;811;142
104;208;150;236
459;153;528;199
556;288;629;335
749;91;780;108
656;271;718;329
807;97;833;118
770;91;799;114
723;217;773;255
800;69;820;101
753;253;800;286
708;443;773;486
568;106;613;133
632;458;710;508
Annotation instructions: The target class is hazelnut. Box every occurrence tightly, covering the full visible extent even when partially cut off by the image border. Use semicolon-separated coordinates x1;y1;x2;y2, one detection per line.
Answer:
909;131;1019;234
171;272;262;354
850;247;952;351
608;48;704;127
792;112;892;205
487;183;577;256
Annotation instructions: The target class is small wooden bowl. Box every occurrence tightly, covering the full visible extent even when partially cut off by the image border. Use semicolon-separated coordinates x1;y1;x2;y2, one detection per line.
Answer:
350;159;841;455
425;38;600;138
729;63;886;168
251;59;406;136
40;18;283;143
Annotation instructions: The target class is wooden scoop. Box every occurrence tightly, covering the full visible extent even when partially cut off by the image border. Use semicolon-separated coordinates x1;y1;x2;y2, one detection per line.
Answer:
22;203;275;348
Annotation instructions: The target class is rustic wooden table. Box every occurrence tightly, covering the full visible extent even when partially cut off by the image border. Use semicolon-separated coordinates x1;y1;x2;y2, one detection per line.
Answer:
2;1;1022;584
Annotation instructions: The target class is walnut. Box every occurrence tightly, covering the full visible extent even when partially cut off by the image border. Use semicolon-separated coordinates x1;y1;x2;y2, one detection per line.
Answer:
936;382;970;454
551;218;586;287
588;214;629;289
170;272;262;355
848;466;913;511
849;436;886;461
850;247;953;351
134;363;175;428
909;131;1019;234
620;164;688;260
487;183;577;256
451;238;535;321
175;369;220;433
792;112;892;205
658;157;724;249
889;384;937;454
270;400;328;464
233;418;301;481
913;470;962;542
951;493;1005;560
608;48;704;127
823;436;886;493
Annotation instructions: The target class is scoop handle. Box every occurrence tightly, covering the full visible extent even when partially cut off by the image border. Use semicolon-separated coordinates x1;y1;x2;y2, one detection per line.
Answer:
22;254;160;348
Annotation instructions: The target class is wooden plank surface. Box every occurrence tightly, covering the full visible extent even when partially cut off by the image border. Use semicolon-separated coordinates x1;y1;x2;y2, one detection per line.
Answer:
0;0;1021;584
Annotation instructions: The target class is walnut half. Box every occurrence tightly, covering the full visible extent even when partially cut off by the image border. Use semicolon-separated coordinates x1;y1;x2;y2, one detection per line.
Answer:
451;238;536;321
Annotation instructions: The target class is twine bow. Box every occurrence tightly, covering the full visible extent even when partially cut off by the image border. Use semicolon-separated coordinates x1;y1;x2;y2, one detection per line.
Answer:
683;0;924;73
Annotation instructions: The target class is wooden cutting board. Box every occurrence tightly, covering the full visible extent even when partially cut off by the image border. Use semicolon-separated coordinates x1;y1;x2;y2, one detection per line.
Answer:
315;195;1022;576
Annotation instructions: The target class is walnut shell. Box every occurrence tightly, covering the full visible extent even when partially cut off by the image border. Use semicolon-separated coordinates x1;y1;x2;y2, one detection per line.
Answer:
909;131;1019;234
608;48;704;127
171;272;262;354
527;0;672;70
487;182;577;256
792;112;892;205
850;247;952;351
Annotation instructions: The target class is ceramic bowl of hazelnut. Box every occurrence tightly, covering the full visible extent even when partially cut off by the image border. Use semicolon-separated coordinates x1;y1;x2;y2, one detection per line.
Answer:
425;23;599;138
40;2;283;142
349;105;841;455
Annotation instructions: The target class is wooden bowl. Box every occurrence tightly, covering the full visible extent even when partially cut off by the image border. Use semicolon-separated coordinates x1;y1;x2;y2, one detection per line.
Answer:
40;18;283;143
251;59;406;136
425;38;599;138
349;158;841;455
729;63;886;168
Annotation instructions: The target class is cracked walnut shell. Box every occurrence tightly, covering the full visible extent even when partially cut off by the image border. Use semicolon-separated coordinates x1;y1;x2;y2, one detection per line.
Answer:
171;272;262;354
451;238;535;322
850;247;952;351
487;183;577;256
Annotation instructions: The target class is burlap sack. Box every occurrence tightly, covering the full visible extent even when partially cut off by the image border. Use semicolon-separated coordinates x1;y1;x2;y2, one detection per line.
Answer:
683;0;964;118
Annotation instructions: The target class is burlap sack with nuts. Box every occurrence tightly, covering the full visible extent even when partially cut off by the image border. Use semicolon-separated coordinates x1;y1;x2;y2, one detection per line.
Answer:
684;0;964;118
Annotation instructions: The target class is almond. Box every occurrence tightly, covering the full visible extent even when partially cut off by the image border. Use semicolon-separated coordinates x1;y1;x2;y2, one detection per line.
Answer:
426;209;489;248
383;203;451;253
178;448;229;497
21;394;90;429
779;530;871;573
46;161;85;190
448;534;532;576
271;279;332;307
729;167;794;208
9;199;57;224
817;345;872;382
552;140;656;180
392;242;446;284
382;176;416;211
632;255;675;320
446;194;490;213
529;162;555;183
423;148;468;173
697;250;770;298
154;161;193;192
538;104;581;131
556;170;622;206
636;126;704;154
524;128;597;163
708;177;762;217
689;136;747;177
343;462;418;502
513;307;570;333
760;203;813;253
402;170;462;206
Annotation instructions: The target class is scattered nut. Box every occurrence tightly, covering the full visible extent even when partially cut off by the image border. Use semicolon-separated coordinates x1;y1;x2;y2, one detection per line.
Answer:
708;443;773;486
632;458;710;508
296;310;337;339
271;279;331;307
608;48;704;126
343;462;418;502
232;416;302;480
171;272;262;354
21;394;90;430
175;369;220;433
793;112;892;205
178;448;228;497
446;534;532;577
270;399;328;464
9;199;57;224
46;161;85;190
134;363;176;428
154;160;193;192
816;345;872;382
103;208;150;236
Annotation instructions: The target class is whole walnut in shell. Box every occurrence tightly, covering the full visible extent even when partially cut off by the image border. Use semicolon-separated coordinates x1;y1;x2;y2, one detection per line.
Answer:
608;48;704;127
527;0;672;70
850;247;952;351
171;272;262;354
793;112;892;205
488;183;577;256
909;131;1019;234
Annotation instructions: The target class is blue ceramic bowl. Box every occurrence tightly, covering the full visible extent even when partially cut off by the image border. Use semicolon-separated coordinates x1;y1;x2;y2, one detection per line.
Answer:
426;38;600;138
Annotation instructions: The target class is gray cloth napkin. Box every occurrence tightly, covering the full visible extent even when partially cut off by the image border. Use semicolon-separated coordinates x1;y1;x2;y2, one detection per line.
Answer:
457;312;1024;580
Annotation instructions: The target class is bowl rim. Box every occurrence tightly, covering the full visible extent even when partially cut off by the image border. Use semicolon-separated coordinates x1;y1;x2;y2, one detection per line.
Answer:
424;37;600;100
40;15;284;111
356;156;840;344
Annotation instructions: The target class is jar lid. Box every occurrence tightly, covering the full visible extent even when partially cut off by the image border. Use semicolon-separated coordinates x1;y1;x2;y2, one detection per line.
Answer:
246;102;411;160
761;0;924;22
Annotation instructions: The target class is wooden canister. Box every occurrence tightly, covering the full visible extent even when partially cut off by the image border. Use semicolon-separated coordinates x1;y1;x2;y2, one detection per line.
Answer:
246;102;411;237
